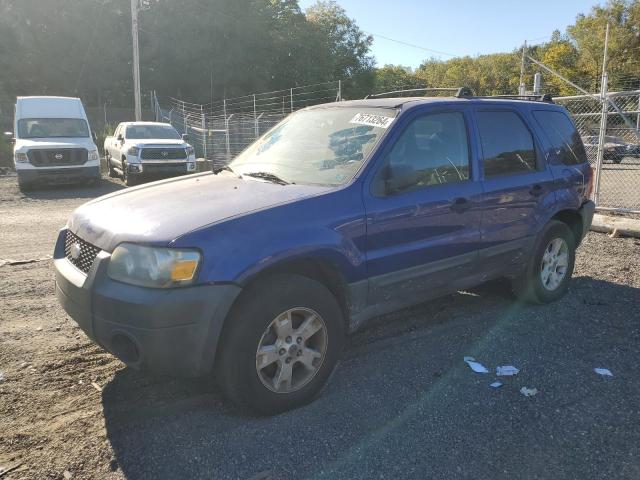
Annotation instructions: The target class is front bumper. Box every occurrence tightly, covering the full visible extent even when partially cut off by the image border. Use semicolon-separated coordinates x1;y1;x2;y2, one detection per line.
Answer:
127;161;196;180
18;165;100;185
53;229;241;377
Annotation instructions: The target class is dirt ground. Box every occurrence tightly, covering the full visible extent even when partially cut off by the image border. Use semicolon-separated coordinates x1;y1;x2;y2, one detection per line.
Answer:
1;174;640;480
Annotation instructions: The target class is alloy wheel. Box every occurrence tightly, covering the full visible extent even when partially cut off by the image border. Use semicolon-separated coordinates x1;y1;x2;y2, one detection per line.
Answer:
255;307;328;394
540;237;569;291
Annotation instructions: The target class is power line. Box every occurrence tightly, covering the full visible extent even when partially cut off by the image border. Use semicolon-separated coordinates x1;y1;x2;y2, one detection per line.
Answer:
365;32;459;58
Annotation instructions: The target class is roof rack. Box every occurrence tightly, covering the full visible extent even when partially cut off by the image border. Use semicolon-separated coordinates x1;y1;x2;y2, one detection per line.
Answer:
365;87;461;99
363;87;554;103
461;93;555;103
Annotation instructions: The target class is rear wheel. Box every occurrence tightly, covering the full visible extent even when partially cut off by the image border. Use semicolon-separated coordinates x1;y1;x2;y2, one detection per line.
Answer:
216;274;345;415
512;220;576;304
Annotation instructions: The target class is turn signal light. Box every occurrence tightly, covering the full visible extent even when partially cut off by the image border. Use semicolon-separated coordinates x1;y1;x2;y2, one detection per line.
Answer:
170;260;198;281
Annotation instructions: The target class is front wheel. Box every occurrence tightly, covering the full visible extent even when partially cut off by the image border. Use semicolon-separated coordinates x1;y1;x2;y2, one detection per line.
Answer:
122;161;138;187
512;220;576;304
106;154;117;178
216;274;345;415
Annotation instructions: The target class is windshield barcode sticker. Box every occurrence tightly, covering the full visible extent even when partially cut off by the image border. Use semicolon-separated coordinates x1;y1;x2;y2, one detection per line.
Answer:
350;113;395;129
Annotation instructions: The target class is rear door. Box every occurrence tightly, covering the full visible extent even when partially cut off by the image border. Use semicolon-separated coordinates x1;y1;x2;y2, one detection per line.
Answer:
474;107;556;275
363;106;483;307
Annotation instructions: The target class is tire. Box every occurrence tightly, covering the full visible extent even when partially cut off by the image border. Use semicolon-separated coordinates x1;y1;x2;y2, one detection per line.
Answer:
122;161;137;187
613;157;623;164
216;274;346;415
512;220;576;304
106;154;117;178
17;176;33;192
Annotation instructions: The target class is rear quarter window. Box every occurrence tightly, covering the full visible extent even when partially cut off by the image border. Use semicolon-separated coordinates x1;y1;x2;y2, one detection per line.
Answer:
532;110;587;165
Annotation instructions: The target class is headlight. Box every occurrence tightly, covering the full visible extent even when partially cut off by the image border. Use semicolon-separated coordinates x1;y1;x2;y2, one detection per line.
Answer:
108;243;201;288
127;146;140;156
88;150;100;161
14;152;29;163
186;146;194;156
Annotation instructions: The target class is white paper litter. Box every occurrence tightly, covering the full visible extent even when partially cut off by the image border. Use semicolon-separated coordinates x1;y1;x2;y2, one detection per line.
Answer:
463;356;489;374
0;371;4;382
490;381;503;389
520;387;538;397
594;368;613;377
496;365;519;377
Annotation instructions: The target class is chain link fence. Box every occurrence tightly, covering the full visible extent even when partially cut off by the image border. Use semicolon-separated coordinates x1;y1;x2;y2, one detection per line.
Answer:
155;81;341;168
556;90;640;213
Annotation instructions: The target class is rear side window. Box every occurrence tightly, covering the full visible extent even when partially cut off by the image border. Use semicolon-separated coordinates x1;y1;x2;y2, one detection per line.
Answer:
476;111;537;177
532;110;587;165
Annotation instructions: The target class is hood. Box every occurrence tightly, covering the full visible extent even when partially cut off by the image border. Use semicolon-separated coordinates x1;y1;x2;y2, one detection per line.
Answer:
125;139;187;147
67;172;332;251
15;138;97;151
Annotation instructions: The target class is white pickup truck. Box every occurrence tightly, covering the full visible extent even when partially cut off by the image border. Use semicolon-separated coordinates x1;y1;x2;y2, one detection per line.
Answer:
104;122;196;186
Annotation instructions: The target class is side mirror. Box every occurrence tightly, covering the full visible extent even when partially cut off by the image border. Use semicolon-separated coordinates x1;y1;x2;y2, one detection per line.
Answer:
91;131;98;142
384;164;417;195
182;134;189;142
117;134;124;142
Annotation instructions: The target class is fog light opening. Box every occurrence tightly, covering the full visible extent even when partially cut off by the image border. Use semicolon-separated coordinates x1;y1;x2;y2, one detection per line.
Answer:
110;333;140;364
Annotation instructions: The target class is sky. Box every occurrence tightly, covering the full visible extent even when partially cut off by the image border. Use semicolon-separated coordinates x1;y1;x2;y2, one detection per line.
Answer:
298;0;603;69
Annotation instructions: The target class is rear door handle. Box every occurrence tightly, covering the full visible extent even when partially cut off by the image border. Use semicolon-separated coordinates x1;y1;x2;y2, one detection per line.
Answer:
529;184;544;197
450;197;471;213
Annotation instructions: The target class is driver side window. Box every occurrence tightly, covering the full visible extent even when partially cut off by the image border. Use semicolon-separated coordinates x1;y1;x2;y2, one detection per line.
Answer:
378;111;470;195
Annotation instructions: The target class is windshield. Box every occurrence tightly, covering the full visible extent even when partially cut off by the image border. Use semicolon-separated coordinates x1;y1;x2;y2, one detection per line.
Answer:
126;125;181;139
230;107;397;186
17;118;89;138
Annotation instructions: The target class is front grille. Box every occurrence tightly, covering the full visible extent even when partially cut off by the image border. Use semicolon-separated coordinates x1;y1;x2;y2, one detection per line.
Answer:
140;148;186;160
64;230;101;274
143;163;187;174
28;148;88;167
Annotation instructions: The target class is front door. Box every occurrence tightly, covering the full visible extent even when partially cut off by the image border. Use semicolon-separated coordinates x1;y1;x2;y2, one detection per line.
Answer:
363;107;483;308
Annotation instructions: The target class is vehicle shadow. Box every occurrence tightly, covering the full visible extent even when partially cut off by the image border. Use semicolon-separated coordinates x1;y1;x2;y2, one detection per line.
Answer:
101;276;640;479
21;178;124;200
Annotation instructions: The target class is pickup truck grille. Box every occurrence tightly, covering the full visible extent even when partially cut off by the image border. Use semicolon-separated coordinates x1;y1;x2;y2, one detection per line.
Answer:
143;163;188;175
28;148;88;167
140;148;186;160
64;230;101;274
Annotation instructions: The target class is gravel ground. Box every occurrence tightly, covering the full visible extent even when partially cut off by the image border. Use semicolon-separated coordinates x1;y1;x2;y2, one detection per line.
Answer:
1;175;640;480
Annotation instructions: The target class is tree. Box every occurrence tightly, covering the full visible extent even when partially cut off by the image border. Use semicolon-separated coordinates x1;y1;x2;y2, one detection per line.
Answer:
305;1;375;98
373;65;424;94
0;0;376;105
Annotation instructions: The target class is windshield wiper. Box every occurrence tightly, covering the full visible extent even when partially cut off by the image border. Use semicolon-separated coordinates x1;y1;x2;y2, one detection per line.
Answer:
243;171;291;185
213;165;241;177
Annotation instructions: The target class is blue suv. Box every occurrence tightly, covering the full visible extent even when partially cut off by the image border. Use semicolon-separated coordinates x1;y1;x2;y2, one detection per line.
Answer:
54;94;595;414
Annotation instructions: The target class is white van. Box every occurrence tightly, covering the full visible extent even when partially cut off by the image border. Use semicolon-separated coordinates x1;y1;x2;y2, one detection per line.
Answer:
7;96;101;190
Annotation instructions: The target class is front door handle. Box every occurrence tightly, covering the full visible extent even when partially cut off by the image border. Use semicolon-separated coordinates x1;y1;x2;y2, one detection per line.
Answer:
529;184;544;197
450;197;471;213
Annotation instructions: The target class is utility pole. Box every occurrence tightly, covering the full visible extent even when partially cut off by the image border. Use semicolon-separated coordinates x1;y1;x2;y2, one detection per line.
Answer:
131;0;142;121
519;41;527;96
594;23;610;206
